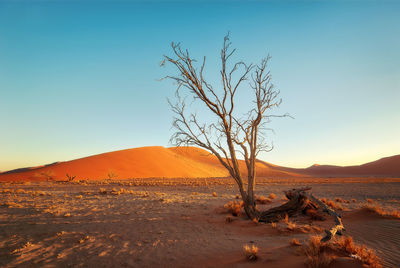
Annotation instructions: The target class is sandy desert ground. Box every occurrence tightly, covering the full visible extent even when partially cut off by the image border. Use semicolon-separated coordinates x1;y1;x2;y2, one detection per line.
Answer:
1;177;399;268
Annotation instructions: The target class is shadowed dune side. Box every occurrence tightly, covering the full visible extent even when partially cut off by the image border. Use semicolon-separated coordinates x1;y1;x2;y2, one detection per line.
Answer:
259;155;400;177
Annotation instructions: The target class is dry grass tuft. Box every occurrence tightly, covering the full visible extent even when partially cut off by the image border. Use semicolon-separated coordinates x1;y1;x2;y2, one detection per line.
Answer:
290;238;302;246
243;244;258;261
255;195;272;204
362;204;400;219
366;198;374;203
301;235;335;268
223;201;243;216
322;199;343;211
283;213;289;224
286;221;297;231
212;192;217;197
334;197;349;203
268;193;276;199
300;235;382;268
99;188;107;195
306;252;335;268
335;236;382;268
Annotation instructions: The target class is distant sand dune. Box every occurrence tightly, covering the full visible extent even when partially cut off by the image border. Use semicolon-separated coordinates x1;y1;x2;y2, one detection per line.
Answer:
0;146;399;181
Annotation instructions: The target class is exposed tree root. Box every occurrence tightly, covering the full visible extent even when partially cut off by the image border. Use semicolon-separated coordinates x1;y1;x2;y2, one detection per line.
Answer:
258;187;344;242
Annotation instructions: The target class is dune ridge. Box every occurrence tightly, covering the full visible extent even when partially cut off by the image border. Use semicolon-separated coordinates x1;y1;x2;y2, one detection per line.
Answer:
1;146;399;182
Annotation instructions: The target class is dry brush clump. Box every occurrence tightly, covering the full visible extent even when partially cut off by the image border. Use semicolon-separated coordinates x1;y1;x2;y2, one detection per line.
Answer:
366;198;374;204
320;198;344;211
270;214;323;234
300;235;335;268
222;201;244;216
290;238;302;246
255;195;272;204
334;197;350;203
243;244;258;261
335;236;382;268
299;235;382;268
98;188;136;195
361;204;400;219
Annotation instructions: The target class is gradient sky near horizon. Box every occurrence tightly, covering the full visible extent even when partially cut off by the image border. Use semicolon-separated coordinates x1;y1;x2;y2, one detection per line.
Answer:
1;0;399;172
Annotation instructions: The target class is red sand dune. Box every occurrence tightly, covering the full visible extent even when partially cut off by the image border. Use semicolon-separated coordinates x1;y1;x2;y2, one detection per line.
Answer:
0;146;300;182
274;155;400;177
1;146;399;181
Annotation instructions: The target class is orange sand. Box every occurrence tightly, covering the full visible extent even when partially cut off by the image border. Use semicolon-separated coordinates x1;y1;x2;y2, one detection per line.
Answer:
1;146;399;182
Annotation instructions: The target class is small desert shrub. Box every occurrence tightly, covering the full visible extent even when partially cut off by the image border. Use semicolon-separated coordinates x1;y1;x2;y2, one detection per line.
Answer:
300;235;382;268
335;236;382;267
286;221;297;231
111;188;120;195
306;252;335;268
366;198;374;203
283;213;289;223
255;195;271;204
290;238;301;246
66;174;76;182
271;222;277;228
301;236;335;268
326;200;343;211
99;188;107;195
334;197;344;203
268;193;276;199
76;195;83;199
351;198;357;203
223;201;243;216
212;192;217;197
243;244;258;261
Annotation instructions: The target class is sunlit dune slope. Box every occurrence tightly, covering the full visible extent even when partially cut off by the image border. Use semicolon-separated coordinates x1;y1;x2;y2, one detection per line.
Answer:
0;146;226;181
171;147;303;178
0;146;300;182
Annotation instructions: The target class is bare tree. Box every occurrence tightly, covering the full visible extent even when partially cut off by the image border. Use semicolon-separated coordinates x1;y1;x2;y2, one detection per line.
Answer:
162;34;288;220
162;34;346;241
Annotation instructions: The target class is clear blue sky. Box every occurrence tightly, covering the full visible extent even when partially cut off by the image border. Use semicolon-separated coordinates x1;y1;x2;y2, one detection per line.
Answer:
1;0;399;171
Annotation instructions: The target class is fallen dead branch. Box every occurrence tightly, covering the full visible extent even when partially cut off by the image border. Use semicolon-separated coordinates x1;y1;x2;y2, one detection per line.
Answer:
258;187;344;242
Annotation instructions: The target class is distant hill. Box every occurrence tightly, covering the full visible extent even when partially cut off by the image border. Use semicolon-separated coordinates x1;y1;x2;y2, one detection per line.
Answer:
1;147;398;181
302;155;400;177
266;155;400;177
0;146;300;182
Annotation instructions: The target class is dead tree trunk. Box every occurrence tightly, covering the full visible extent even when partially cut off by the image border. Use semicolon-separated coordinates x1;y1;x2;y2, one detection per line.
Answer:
258;187;345;242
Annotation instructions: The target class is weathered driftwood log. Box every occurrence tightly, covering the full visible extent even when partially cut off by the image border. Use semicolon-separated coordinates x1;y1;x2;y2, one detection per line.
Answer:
258;187;312;222
258;187;344;242
306;192;345;242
